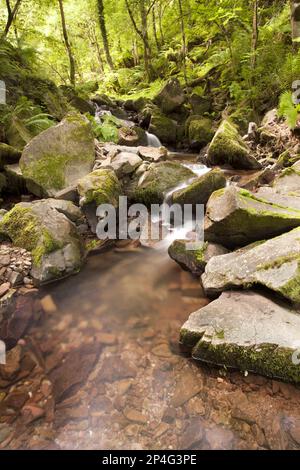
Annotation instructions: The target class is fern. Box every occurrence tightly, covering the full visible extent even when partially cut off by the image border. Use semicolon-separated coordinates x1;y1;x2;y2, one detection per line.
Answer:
278;91;300;129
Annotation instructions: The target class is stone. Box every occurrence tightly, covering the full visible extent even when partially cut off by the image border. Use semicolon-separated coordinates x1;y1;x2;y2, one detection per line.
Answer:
0;282;10;298
180;290;300;383
168;240;229;275
123;407;147;425
204;186;300;248
22;404;45;424
154;78;185;114
137;146;168;162
100;152;142;178
19;113;95;197
129;161;194;206
49;345;100;402
0;200;84;284
172;169;226;206
77;169;121;207
3;164;27;195
117;126;147;147
0;345;22;380
0;143;21;166
179;417;204;449
271;165;300;196
186;116;214;150
40;294;57;313
207;120;261;170
0;424;12;444
170;369;203;407
97;355;137;383
202;227;300;303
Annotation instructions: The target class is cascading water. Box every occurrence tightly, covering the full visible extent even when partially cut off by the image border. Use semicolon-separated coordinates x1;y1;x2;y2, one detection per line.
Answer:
146;131;162;147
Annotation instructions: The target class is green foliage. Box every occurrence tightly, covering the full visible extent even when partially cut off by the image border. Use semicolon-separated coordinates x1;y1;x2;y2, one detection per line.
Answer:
278;91;300;129
86;113;120;142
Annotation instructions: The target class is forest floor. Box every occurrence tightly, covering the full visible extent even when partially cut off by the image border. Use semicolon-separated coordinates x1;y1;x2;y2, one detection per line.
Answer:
1;245;300;450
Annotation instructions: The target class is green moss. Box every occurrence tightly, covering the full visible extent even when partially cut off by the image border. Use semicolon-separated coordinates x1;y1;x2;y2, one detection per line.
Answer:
187;116;214;146
172;169;226;205
21;154;68;191
78;169;121;207
192;340;300;383
0;205;63;267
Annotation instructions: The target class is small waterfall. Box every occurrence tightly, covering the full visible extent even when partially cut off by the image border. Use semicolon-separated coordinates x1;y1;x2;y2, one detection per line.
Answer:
94;103;112;123
146;131;162;148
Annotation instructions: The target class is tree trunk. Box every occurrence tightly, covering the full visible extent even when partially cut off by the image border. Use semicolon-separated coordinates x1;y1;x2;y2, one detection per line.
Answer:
58;0;76;86
251;0;259;70
1;0;22;38
97;0;114;70
291;1;300;50
152;8;160;51
178;0;187;85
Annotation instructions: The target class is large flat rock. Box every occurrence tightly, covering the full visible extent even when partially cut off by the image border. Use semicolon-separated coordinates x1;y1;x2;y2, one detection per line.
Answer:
202;227;300;303
204;186;300;247
180;291;300;383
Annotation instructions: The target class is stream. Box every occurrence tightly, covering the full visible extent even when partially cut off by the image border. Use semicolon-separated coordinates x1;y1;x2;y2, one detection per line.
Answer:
24;152;300;450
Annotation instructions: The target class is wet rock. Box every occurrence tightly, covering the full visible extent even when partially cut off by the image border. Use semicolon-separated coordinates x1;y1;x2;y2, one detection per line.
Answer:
0;345;22;380
172;169;226;206
168;239;229;276
77;169;121;207
0;200;84;284
179;417;204;449
0;293;36;349
207;120;261;170
19;113;95;197
22;404;45;424
123;407;147;425
49;345;100;403
137;146;168;163
205;426;235;450
170;369;203;407
204;186;300;248
180;291;300;383
97;355;137;383
118;126;147;147
202;227;300;303
129;161;194;206
154;78;185;114
0;282;10;298
0;423;12;444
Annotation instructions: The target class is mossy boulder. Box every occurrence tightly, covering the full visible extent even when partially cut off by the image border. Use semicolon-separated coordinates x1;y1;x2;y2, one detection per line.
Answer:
172;169;226;206
189;94;211;115
272;166;300;196
207;119;261;169
77;169;121;207
129;161;194;206
149;112;178;146
0;173;7;194
154;78;185;114
0;143;21;167
186;116;214;150
205;186;300;248
100;152;143;178
180;290;300;383
3;164;27;195
0;200;84;284
202;227;300;303
168;239;229;275
19;113;95;197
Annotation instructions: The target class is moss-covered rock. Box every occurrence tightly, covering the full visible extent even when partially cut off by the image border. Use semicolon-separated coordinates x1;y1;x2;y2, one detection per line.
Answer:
168;239;229;275
0;173;7;194
153;78;185;114
172;168;226;206
202;227;300;303
204;186;300;248
3;164;27;195
180;290;300;383
0;200;84;284
207;119;261;169
77;169;121;207
19;113;95;197
0;143;21;167
129;161;194;206
117;126;147;146
186;116;214;150
149;111;178;146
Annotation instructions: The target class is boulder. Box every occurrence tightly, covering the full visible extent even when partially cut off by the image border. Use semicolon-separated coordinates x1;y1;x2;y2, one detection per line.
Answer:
204;186;300;248
271;166;300;196
172;169;226;206
137;146;168;163
168;239;229;275
100;152;142;178
154;78;185;114
77;169;121;207
3;164;27;195
149;111;178;146
186;116;214;150
180;290;300;383
189;94;211;115
207;120;261;169
0;143;21;167
0;200;84;284
202;227;300;303
0;173;6;194
129;161;194;206
19;113;95;197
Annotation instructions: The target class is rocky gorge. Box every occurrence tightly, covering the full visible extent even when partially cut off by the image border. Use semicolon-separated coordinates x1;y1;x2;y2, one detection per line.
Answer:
2;73;300;450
